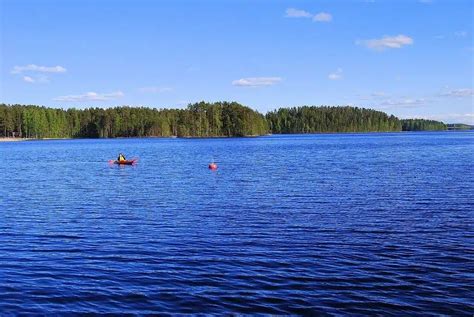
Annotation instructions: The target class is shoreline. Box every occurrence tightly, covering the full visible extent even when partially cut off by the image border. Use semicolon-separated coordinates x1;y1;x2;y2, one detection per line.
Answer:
0;130;474;143
1;130;470;142
0;138;31;142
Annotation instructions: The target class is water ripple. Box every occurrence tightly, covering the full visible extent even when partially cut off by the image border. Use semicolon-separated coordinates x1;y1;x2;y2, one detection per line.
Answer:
0;133;473;315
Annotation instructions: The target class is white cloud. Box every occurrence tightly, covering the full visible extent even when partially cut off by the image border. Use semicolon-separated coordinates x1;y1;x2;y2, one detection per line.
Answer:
454;31;468;37
232;77;282;87
11;64;67;74
357;34;414;51
377;98;426;109
53;91;124;102
21;75;50;84
285;8;312;18
23;76;35;83
138;86;172;93
419;0;432;3
12;64;65;84
313;12;332;22
328;68;343;80
440;88;474;97
285;8;333;23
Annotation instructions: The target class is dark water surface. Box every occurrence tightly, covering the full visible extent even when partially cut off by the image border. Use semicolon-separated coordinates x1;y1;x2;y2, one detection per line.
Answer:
1;132;473;315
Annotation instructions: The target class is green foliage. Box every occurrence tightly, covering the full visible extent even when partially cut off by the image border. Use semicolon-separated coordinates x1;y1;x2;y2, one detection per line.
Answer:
0;103;451;138
266;106;402;133
0;102;268;138
401;119;446;131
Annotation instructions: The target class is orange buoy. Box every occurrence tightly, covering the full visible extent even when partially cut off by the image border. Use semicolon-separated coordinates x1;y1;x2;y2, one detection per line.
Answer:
208;162;218;170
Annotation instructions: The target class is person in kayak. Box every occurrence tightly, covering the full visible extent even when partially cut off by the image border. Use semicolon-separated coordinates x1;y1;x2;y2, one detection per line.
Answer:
117;153;126;162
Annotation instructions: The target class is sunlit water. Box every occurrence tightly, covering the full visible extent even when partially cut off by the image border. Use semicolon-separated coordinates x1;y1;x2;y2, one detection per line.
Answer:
1;132;473;315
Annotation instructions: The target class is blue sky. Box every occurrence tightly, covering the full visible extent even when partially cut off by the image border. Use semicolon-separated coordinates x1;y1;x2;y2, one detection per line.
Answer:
1;0;473;123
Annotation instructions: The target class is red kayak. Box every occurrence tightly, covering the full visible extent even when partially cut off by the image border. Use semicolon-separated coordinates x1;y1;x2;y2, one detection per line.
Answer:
110;159;138;165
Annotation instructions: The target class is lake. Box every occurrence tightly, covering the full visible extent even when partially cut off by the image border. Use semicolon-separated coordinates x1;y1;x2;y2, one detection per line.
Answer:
1;132;473;315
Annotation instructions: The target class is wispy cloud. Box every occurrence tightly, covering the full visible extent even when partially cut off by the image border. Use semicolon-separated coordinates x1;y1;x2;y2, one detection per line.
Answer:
356;91;388;101
285;8;312;18
435;32;467;40
232;77;282;87
423;113;474;124
22;75;49;84
138;86;173;93
357;34;414;51
440;88;473;97
419;0;433;4
53;91;124;102
23;76;35;83
313;12;332;22
377;98;426;109
371;91;386;97
12;64;66;84
11;64;67;74
454;31;468;38
328;68;343;80
285;8;332;22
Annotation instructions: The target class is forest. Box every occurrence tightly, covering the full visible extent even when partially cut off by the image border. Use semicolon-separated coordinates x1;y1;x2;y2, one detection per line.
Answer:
0;103;448;138
266;106;402;133
400;119;447;131
0;102;268;138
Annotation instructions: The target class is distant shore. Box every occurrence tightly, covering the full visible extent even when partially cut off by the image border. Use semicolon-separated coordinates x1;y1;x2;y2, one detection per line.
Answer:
0;138;31;142
0;137;75;142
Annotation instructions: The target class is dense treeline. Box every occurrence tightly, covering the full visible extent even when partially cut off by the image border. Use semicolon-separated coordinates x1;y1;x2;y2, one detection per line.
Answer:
401;119;447;131
0;102;268;138
266;106;401;133
0;103;450;139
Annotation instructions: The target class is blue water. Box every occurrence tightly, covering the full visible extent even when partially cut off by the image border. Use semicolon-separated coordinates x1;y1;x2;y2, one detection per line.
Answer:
1;132;473;315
